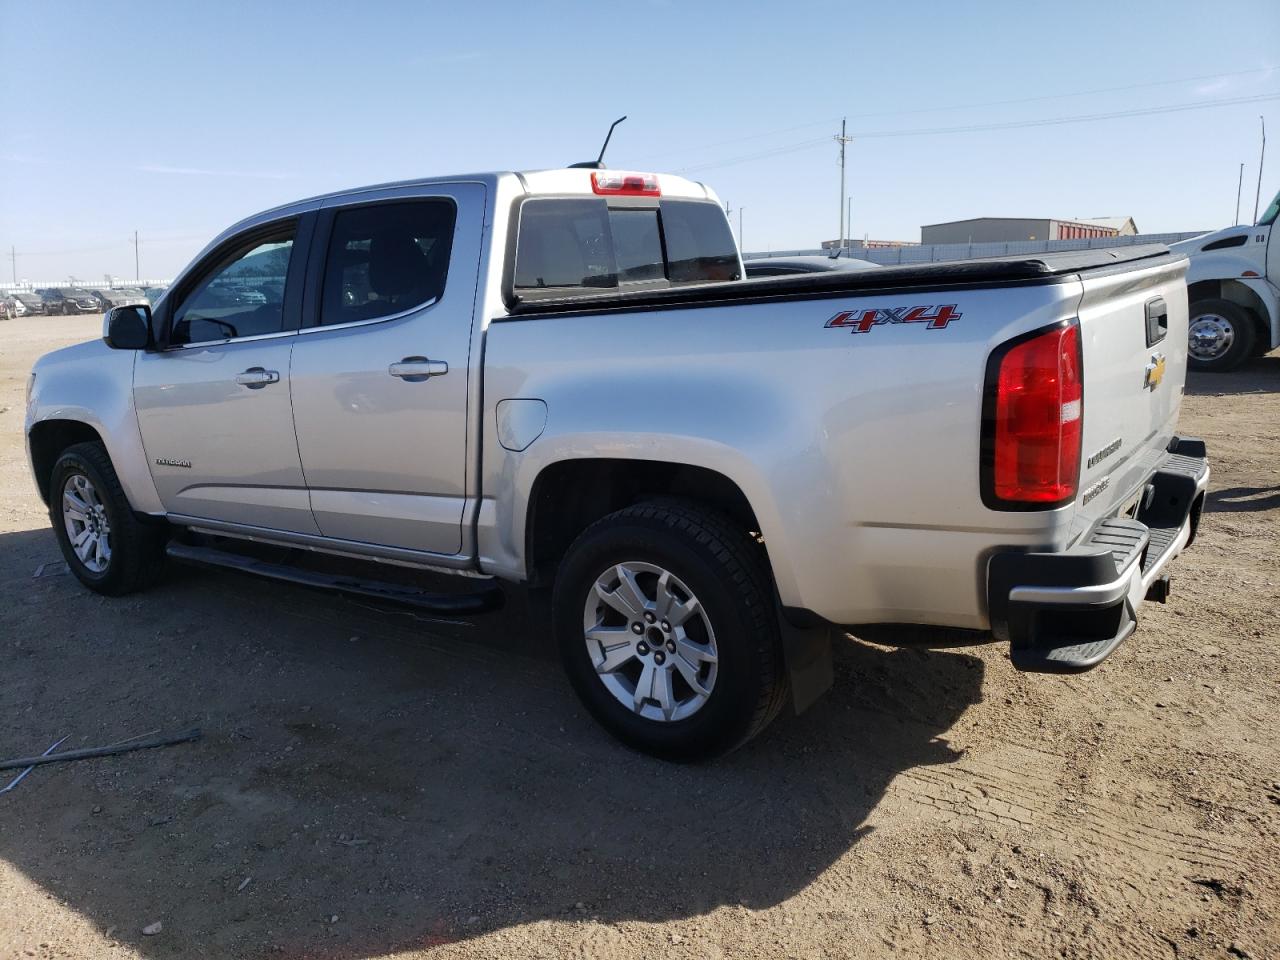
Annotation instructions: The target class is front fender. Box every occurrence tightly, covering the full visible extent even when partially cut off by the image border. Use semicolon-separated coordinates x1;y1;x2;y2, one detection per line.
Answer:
1183;248;1269;287
1231;277;1280;347
25;341;163;514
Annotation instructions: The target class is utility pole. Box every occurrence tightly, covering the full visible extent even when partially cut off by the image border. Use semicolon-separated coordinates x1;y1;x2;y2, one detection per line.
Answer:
1254;116;1266;224
133;230;140;282
1236;162;1245;225
8;246;15;284
834;118;851;249
846;197;853;254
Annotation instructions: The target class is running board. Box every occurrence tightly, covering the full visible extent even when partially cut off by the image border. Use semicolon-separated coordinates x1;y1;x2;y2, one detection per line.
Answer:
165;542;504;614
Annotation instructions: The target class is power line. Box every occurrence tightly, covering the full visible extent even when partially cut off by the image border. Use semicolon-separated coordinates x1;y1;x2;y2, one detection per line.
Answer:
649;65;1279;163
841;92;1280;139
679;92;1280;174
679;137;831;174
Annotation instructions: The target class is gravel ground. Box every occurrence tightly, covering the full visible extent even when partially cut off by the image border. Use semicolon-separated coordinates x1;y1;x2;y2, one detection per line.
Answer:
1;314;1277;960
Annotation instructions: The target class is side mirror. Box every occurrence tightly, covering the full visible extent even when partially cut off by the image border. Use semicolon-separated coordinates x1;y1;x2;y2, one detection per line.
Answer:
103;304;152;350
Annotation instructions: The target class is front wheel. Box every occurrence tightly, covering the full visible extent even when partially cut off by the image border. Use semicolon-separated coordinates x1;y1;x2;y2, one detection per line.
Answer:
49;441;166;595
1188;298;1256;372
553;501;788;761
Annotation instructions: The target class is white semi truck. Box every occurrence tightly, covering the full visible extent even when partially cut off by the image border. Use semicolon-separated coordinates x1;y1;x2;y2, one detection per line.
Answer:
1172;187;1280;371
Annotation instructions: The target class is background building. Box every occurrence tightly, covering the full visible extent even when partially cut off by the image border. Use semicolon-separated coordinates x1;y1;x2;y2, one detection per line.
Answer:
920;216;1139;244
1076;216;1139;236
820;238;918;250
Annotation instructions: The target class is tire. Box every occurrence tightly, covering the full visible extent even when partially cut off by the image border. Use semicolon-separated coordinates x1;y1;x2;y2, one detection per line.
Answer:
553;500;788;761
49;441;166;596
1188;298;1257;372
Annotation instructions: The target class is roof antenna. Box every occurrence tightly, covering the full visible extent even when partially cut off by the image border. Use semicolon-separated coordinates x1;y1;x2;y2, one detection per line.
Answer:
570;116;627;169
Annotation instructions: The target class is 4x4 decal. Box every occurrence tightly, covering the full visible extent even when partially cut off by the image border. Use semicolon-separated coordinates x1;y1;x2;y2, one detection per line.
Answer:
825;303;962;334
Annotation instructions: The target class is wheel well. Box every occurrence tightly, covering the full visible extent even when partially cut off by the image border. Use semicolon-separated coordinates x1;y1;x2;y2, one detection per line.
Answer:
525;459;764;586
1188;279;1272;346
28;420;104;505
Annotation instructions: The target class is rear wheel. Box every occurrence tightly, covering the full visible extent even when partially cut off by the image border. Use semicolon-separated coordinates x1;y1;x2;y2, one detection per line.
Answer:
49;442;166;595
553;500;787;761
1187;298;1256;372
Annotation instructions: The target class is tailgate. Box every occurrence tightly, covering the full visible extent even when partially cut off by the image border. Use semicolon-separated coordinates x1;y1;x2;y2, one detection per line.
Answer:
1073;254;1189;526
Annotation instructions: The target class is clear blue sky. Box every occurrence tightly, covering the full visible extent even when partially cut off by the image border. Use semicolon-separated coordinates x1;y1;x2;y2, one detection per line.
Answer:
2;0;1278;281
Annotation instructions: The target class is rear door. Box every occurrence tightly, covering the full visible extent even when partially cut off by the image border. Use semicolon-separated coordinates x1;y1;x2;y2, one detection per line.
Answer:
1072;256;1189;525
288;183;485;555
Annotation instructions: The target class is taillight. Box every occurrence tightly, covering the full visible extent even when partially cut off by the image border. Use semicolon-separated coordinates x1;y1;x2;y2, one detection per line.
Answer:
982;322;1083;509
590;171;661;196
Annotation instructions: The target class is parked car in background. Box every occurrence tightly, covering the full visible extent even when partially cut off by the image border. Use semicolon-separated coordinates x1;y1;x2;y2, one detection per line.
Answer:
4;291;46;317
1171;186;1280;371
38;288;104;315
142;286;169;305
35;289;65;313
744;254;879;278
97;287;150;310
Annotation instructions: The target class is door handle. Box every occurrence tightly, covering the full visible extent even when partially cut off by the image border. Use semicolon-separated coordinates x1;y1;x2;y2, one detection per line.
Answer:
235;367;280;389
388;356;448;382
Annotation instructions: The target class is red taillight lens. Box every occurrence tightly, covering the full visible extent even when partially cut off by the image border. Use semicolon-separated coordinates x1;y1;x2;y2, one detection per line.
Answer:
986;323;1082;507
590;171;661;196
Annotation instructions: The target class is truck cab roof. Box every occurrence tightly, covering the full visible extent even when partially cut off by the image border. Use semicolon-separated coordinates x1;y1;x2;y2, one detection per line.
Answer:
220;168;716;237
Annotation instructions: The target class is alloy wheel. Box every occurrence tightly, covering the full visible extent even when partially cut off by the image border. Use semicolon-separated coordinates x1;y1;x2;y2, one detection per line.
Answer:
62;472;112;573
582;561;719;722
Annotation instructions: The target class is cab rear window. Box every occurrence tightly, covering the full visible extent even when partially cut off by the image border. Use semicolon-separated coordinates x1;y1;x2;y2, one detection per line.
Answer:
513;197;739;296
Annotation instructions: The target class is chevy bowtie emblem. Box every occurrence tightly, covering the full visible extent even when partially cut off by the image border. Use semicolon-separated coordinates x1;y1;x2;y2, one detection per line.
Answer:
1144;353;1166;391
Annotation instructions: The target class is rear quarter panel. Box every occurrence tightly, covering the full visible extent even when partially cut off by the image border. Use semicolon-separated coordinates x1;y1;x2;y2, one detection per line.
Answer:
479;278;1090;628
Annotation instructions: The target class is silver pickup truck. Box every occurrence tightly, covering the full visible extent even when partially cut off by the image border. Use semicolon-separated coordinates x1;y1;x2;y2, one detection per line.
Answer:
25;167;1209;759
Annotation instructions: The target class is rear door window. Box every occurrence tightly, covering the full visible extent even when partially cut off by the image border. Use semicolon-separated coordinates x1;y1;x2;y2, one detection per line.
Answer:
319;199;457;326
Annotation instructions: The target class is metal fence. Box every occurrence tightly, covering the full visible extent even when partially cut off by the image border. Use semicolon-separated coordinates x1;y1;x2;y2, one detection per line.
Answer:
743;230;1209;265
1;280;171;294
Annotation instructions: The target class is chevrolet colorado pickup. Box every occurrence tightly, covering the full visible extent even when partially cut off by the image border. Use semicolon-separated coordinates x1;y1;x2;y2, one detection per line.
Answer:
26;167;1209;759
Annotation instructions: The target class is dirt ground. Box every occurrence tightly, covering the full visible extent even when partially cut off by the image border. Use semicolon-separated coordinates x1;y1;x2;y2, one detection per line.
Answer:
0;313;1276;960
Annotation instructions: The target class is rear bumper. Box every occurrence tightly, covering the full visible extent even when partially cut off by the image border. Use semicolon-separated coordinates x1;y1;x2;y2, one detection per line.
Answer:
987;436;1209;673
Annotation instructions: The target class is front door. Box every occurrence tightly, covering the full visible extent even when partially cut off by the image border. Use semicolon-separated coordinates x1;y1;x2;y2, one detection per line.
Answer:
134;218;319;534
288;184;485;555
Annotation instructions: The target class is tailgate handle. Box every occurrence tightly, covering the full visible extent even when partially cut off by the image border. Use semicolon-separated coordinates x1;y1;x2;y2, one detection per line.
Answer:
1145;297;1168;347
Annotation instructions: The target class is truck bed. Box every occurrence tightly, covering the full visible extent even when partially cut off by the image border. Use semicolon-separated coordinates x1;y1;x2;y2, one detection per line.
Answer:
504;244;1181;317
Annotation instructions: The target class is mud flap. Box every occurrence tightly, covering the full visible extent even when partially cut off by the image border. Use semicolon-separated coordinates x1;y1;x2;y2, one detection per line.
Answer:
777;611;834;714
